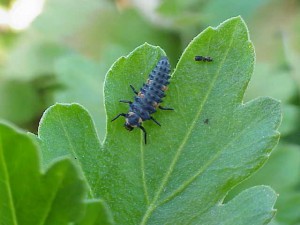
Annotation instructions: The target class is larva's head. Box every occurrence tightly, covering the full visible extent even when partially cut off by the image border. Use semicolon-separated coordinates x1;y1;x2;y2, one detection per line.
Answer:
124;112;142;131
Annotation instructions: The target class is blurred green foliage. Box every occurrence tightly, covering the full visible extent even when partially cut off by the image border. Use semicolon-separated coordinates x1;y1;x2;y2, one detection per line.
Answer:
0;0;300;224
0;0;13;8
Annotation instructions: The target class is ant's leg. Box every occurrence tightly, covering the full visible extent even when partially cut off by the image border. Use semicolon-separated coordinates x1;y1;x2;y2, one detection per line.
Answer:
119;100;132;104
130;85;139;95
150;116;161;126
111;113;127;122
159;106;174;110
139;125;147;144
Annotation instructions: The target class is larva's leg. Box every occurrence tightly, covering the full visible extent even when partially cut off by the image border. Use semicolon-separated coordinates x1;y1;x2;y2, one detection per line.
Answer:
111;113;127;122
150;116;161;126
159;106;174;110
119;100;132;104
130;85;139;95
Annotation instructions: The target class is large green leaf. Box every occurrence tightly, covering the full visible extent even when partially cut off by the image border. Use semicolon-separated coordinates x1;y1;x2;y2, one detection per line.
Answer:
102;16;280;225
0;123;112;225
37;17;281;224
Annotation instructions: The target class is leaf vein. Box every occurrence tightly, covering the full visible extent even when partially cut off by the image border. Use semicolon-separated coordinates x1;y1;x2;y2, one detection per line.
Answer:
0;136;18;225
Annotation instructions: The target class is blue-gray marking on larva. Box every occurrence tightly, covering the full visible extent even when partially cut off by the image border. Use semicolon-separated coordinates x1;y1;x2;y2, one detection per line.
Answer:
111;56;173;144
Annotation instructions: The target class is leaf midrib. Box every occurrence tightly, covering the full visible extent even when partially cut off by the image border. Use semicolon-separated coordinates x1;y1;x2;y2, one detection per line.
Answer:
140;21;239;224
0;136;18;225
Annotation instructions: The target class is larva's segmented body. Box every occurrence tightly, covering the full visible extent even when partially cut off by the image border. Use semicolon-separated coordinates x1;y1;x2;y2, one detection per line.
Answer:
111;56;173;144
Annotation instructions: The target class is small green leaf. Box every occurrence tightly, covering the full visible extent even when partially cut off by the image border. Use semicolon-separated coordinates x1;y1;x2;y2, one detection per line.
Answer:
0;122;109;225
37;17;281;224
